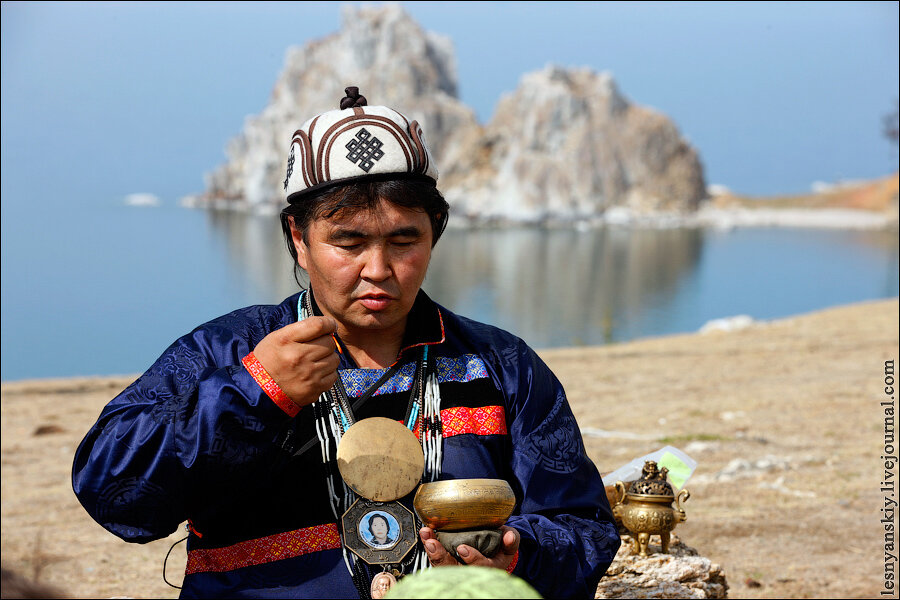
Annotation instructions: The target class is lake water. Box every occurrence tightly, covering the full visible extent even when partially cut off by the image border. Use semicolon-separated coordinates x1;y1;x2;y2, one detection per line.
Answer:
1;204;897;381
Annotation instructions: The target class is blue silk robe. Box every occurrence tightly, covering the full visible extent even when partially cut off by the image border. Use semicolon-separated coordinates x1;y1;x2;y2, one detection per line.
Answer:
72;291;620;598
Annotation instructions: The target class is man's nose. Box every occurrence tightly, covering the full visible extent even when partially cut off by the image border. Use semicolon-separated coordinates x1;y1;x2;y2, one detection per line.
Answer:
360;245;392;281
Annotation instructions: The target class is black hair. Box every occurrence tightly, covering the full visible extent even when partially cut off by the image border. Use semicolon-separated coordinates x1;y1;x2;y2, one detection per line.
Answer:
280;178;450;286
367;513;390;536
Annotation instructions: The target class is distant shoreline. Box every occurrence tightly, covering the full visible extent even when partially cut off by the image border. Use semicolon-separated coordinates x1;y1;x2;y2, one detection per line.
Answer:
695;171;899;231
3;295;897;388
438;204;899;230
445;171;900;230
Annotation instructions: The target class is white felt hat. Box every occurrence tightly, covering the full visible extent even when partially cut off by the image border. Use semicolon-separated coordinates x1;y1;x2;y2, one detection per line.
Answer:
284;87;438;203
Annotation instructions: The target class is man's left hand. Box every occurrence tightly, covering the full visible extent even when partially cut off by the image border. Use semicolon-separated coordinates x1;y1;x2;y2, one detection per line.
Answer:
419;526;519;570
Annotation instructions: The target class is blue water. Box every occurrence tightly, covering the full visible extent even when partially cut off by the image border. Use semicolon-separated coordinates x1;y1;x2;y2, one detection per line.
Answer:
1;204;897;381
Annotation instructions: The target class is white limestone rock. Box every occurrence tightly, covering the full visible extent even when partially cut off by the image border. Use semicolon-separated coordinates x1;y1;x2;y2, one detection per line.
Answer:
201;4;478;208
443;65;706;223
596;534;729;599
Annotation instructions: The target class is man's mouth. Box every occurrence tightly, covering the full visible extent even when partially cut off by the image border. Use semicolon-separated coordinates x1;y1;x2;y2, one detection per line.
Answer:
357;293;395;311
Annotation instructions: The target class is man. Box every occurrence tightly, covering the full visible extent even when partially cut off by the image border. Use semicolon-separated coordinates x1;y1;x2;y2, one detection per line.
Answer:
72;88;620;599
369;572;394;600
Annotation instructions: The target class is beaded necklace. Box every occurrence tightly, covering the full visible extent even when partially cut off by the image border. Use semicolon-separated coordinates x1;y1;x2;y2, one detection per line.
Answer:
300;290;443;597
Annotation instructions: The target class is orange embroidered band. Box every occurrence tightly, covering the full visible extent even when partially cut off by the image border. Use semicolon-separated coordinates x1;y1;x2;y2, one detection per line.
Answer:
186;523;342;574
408;406;507;440
242;352;300;417
440;406;507;437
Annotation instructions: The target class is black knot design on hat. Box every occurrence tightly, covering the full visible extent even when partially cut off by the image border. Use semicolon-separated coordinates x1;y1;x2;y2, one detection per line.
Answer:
340;86;368;110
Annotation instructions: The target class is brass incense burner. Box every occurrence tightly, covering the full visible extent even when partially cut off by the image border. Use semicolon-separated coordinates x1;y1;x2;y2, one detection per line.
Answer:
613;461;689;556
414;479;516;559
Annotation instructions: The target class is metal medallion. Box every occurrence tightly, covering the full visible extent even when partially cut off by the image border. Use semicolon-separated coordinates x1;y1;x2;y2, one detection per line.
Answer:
370;571;398;599
342;498;417;566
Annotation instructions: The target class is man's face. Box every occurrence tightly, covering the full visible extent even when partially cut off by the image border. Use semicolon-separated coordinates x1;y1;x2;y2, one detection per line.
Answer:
293;198;433;343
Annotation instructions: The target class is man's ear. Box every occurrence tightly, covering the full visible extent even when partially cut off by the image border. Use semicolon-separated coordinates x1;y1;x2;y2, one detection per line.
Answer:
289;217;308;270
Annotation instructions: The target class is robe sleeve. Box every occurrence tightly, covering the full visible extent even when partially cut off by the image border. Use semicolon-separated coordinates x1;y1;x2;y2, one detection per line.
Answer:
500;340;621;600
71;323;294;543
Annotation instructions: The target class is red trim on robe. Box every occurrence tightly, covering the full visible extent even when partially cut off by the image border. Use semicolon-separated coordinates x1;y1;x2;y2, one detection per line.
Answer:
242;352;300;418
394;308;446;363
185;523;341;574
440;406;507;437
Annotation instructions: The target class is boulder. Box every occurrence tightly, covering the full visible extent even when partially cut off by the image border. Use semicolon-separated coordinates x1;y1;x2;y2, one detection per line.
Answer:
596;534;729;599
442;66;706;223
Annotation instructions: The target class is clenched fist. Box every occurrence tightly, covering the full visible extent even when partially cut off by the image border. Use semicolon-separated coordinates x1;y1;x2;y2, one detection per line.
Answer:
252;316;340;408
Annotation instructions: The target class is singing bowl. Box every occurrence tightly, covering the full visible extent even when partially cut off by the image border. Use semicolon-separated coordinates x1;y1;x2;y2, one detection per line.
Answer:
413;479;516;532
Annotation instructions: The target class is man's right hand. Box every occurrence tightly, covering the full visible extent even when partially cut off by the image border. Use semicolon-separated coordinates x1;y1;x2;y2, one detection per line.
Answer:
251;316;340;408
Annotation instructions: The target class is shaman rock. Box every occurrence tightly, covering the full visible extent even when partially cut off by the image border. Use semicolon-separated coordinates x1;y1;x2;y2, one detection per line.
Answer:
595;534;729;599
198;4;478;208
190;5;707;222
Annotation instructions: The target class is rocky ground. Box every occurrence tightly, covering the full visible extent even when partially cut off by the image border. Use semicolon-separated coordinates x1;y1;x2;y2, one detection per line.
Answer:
1;298;897;598
596;534;728;599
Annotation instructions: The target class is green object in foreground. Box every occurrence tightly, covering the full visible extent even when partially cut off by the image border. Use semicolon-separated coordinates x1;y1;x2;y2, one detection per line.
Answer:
384;565;542;599
657;450;691;489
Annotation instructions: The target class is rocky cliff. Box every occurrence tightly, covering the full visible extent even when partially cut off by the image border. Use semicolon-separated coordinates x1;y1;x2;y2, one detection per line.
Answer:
188;4;706;222
197;4;478;209
442;66;706;223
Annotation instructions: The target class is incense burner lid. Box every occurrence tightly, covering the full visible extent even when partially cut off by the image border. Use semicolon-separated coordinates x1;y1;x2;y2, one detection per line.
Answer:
626;460;675;497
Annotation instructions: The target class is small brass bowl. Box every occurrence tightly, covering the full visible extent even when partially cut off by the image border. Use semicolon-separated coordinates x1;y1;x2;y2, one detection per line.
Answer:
414;479;516;532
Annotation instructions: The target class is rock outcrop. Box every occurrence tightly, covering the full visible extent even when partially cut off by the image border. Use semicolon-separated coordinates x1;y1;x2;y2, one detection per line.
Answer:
197;4;478;208
442;66;706;223
596;534;729;599
188;5;707;222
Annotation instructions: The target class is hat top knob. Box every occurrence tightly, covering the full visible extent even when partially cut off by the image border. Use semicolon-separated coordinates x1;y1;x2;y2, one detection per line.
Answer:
340;86;367;110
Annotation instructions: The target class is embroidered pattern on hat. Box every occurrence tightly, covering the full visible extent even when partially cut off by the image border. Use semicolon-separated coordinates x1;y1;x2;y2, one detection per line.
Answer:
283;147;295;190
344;128;384;172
